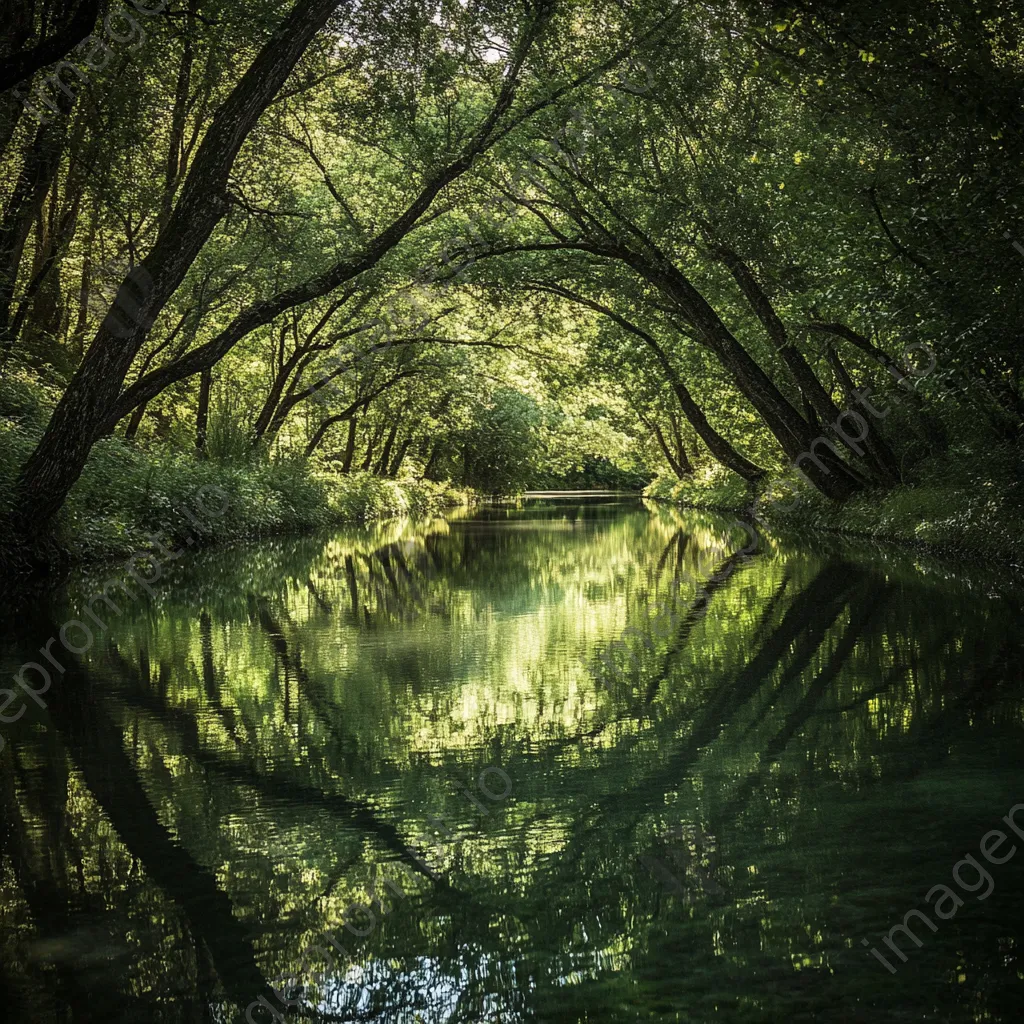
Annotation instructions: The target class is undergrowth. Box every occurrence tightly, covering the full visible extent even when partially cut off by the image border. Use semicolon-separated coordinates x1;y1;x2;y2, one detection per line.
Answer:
646;440;1024;562
0;396;470;565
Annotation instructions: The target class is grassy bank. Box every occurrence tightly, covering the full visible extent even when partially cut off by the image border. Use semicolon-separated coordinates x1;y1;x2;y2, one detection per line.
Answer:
1;422;471;566
645;441;1024;564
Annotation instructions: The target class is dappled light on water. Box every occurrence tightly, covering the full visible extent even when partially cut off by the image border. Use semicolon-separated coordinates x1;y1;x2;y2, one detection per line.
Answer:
1;498;1022;1022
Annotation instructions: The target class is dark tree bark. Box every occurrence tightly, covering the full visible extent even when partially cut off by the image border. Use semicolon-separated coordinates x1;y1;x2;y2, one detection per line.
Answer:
651;420;691;477
304;411;351;458
123;399;148;441
618;245;862;499
83;11;621;434
340;414;358;472
303;372;417;457
360;420;385;472
0;0;102;94
66;198;96;358
158;0;197;232
500;240;859;498
374;420;400;476
422;440;443;480
711;240;899;484
388;436;412;477
11;0;343;543
667;412;688;473
252;345;304;442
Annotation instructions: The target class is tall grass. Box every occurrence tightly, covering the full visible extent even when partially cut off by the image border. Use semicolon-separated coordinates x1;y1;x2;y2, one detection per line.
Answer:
0;406;470;564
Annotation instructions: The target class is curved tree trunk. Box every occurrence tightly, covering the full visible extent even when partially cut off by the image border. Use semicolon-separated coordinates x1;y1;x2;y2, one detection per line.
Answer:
618;247;862;500
648;418;690;478
713;241;900;484
10;0;343;547
360;420;385;472
123;399;148;441
533;282;765;483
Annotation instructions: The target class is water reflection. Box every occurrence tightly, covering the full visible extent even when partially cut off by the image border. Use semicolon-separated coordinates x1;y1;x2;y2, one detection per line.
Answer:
1;499;1022;1022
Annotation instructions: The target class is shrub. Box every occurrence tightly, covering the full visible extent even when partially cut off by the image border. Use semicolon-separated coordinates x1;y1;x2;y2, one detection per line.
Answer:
644;466;753;511
0;416;474;565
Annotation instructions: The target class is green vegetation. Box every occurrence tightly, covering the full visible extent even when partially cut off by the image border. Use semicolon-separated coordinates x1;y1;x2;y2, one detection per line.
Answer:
645;388;1024;561
2;0;1023;568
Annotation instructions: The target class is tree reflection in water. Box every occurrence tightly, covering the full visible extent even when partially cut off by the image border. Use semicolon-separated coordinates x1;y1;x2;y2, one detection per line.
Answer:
1;498;1022;1022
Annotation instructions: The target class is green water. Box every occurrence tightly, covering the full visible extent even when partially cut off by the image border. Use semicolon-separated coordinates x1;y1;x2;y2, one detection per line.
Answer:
1;498;1023;1023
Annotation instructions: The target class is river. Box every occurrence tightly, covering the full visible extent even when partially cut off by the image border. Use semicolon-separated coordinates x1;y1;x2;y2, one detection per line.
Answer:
1;496;1022;1022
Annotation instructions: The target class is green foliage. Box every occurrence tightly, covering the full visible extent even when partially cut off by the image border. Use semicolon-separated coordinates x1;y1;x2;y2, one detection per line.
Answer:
645;467;753;511
205;392;255;463
460;388;545;495
763;441;1024;560
0;420;469;563
3;0;1024;558
649;437;1024;560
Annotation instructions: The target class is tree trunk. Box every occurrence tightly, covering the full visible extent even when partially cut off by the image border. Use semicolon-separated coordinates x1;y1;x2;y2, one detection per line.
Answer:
66;199;97;360
360;421;385;472
650;420;690;478
423;440;442;480
388;437;411;478
123;400;148;441
341;415;358;472
0;1;102;94
620;247;861;499
10;0;342;545
375;420;399;476
667;412;693;474
159;1;196;232
715;244;899;484
303;412;349;458
252;348;303;442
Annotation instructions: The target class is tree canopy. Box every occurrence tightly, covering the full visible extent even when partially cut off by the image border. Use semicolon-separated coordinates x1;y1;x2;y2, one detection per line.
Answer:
1;0;1022;557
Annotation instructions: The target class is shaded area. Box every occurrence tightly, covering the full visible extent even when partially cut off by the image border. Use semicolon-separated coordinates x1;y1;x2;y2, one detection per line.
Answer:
0;500;1023;1022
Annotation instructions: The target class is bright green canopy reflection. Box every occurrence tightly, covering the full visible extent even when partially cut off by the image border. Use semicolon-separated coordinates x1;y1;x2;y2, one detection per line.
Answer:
1;498;1023;1023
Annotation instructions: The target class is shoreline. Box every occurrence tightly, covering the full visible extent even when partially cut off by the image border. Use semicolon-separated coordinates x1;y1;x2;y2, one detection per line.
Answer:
644;494;1024;569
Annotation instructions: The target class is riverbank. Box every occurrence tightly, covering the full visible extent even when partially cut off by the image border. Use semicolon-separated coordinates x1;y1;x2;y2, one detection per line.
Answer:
645;442;1024;565
1;427;472;568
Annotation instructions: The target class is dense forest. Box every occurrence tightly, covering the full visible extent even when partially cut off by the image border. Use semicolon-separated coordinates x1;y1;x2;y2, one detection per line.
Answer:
2;0;1023;568
4;6;1024;1022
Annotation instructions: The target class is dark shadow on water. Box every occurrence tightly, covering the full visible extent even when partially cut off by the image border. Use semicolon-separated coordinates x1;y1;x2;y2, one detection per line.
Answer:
1;500;1023;1022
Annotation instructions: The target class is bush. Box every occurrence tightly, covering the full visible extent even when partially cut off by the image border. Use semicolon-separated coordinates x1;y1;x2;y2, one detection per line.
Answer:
755;439;1024;560
644;466;753;511
645;439;1024;561
0;418;473;565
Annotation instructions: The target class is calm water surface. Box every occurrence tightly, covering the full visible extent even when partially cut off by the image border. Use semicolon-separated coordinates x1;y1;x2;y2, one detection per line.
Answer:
1;498;1023;1022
